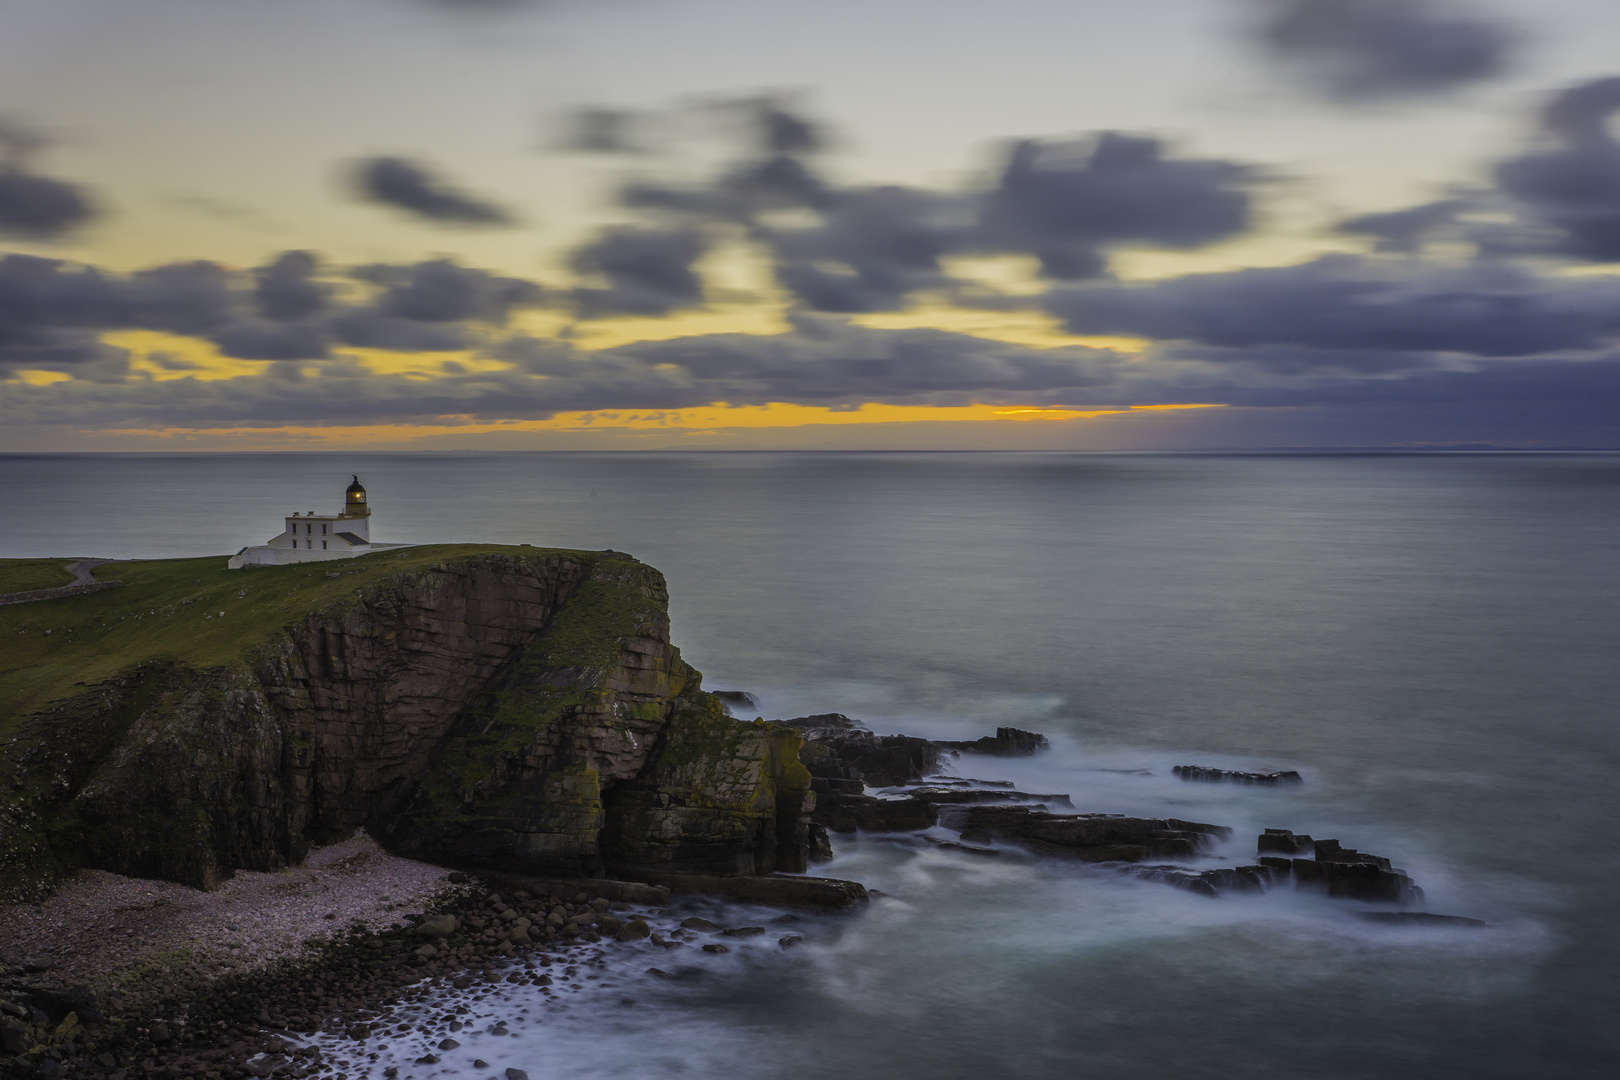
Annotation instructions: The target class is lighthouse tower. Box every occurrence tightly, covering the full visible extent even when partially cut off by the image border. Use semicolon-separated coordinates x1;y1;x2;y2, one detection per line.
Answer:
228;475;403;568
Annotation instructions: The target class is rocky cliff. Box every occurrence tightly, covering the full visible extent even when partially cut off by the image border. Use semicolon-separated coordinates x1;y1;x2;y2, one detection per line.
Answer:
0;547;812;899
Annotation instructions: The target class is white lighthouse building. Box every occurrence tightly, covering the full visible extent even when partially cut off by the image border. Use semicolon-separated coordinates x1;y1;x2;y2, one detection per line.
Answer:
229;476;404;569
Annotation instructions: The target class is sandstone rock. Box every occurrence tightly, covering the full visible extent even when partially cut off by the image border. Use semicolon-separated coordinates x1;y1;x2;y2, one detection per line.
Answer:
616;919;651;942
722;926;765;937
1174;765;1303;786
702;943;729;954
681;917;720;932
1124;863;1281;897
902;786;1074;808
949;806;1229;862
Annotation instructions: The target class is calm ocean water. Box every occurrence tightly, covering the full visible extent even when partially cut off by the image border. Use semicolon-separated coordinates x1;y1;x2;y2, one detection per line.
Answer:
3;451;1617;1078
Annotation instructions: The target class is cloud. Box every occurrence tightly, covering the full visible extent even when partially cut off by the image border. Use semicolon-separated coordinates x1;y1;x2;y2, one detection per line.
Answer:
1254;0;1518;101
357;258;542;322
1495;77;1620;261
352;156;513;225
613;118;1255;314
571;227;708;318
254;250;329;321
560;107;651;154
1337;197;1469;252
0;118;95;240
1043;255;1620;358
0;252;540;373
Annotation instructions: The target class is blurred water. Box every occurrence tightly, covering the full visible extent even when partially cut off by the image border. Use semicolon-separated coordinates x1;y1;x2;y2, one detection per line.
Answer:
3;450;1617;1077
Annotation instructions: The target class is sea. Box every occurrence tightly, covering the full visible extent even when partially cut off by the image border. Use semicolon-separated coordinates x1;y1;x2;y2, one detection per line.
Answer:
2;451;1616;1079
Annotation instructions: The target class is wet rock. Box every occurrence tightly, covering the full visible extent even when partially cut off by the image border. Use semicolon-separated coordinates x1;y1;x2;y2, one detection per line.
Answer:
807;822;835;863
1174;765;1302;786
722;926;765;937
775;713;863;731
437;1038;460;1050
660;874;869;908
507;1069;530;1080
0;1017;28;1055
799;731;941;788
812;793;937;833
680;917;720;932
646;967;672;978
616;919;651;942
902;786;1073;808
933;728;1050;757
702;943;730;954
949;806;1229;862
1288;854;1423;904
1257;829;1314;855
1124;863;1282;897
778;934;803;948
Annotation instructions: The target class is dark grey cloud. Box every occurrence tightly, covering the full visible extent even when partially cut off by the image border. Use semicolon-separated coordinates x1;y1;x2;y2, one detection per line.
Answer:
571;227;708;318
352;156;513;225
613;121;1255;314
357;258;542;322
0;119;94;240
1255;0;1518;101
976;134;1252;279
1337;197;1468;252
561;108;650;154
770;186;966;313
1496;77;1620;261
254;250;329;321
326;310;467;352
211;320;331;361
0;252;541;373
1043;255;1620;358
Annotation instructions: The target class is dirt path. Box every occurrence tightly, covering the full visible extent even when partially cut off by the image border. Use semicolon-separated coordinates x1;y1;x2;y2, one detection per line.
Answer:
0;559;123;607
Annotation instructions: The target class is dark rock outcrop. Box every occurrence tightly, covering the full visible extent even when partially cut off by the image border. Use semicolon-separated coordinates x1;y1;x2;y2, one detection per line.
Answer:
935;727;1050;756
1255;833;1424;904
950;806;1230;862
776;712;863;731
799;730;941;788
812;793;938;834
1174;765;1302;785
1124;863;1282;897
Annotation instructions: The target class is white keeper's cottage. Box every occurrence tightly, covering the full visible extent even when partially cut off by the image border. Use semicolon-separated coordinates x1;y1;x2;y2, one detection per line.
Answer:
228;476;406;569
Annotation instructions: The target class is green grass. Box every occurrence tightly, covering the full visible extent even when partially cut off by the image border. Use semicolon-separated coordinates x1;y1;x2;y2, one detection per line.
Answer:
0;559;78;594
0;543;618;742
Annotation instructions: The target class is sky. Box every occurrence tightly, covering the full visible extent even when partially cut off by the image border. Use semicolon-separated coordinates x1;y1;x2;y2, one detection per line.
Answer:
3;0;1620;450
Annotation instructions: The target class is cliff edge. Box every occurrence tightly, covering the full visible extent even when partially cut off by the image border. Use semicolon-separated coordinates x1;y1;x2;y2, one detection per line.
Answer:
0;546;812;901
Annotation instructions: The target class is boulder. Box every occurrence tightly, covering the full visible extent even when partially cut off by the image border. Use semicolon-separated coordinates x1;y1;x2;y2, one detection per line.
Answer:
1124;863;1282;897
415;914;458;938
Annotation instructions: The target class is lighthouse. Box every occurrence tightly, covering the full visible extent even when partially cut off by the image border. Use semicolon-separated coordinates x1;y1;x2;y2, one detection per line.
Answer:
228;475;404;569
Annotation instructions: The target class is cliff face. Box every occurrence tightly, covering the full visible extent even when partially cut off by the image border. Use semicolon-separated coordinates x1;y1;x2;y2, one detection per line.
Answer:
0;549;811;896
